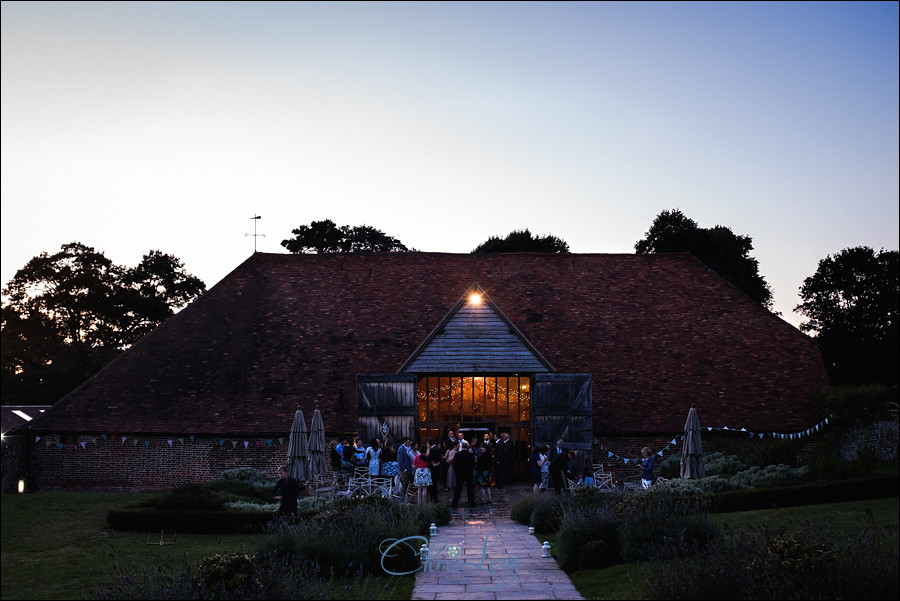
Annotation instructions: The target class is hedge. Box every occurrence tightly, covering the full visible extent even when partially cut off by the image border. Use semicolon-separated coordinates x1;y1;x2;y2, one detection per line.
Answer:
706;474;899;513
106;506;276;534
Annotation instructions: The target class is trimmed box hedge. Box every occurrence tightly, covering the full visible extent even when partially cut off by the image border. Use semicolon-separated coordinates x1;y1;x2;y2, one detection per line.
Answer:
106;506;275;534
706;474;899;513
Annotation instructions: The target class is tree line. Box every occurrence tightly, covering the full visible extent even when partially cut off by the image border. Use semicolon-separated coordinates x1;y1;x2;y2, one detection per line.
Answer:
2;213;896;406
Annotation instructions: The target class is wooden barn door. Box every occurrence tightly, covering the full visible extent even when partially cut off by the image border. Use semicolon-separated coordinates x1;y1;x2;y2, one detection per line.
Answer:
532;373;593;451
357;374;417;446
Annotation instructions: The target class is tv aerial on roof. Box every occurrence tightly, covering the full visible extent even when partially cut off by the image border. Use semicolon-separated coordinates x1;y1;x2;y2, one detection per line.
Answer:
246;215;265;253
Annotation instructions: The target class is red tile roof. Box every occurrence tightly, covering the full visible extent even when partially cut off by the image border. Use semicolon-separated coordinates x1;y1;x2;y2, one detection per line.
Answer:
31;252;828;436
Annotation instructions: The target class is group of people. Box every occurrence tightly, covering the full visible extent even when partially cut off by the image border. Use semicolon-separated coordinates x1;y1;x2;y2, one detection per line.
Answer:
323;430;515;508
528;439;579;495
274;436;657;515
395;430;516;507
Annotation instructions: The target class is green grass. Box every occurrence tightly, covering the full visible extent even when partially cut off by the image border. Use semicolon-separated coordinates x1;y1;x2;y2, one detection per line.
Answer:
0;492;415;600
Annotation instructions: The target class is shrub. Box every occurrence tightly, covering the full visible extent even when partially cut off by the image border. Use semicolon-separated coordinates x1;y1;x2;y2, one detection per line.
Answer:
530;495;564;533
412;500;452;530
647;518;899;600
702;452;746;476
106;506;273;533
660;475;741;495
816;384;896;427
220;467;274;485
658;452;682;479
555;503;620;572
616;485;713;561
297;496;328;512
510;496;535;525
259;495;426;576
154;484;230;511
225;500;279;512
742;438;801;468
730;464;809;489
196;552;258;596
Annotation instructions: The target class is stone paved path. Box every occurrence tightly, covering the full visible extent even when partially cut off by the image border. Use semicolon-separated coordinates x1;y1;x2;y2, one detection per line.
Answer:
410;484;584;600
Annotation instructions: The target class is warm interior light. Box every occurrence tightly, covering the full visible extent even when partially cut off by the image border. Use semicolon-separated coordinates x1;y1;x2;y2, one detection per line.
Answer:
468;292;482;304
18;480;25;493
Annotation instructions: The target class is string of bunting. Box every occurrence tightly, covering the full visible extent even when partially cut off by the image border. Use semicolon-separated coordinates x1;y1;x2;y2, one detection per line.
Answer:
34;433;287;451
603;415;833;465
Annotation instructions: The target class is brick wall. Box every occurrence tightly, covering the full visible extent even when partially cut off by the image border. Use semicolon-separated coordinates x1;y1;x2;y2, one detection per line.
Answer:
30;434;289;492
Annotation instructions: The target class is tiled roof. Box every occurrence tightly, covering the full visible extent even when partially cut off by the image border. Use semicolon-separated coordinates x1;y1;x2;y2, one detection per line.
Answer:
30;252;828;436
1;405;50;435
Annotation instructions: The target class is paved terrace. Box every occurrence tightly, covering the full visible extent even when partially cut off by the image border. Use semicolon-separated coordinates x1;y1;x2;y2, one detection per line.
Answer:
410;482;584;601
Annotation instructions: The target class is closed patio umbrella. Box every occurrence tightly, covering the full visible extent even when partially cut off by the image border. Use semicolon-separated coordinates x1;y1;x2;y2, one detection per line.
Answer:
307;409;327;478
288;408;309;481
680;406;705;479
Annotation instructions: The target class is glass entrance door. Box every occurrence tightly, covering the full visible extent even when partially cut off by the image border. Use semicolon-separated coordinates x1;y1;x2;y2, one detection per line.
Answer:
416;374;532;480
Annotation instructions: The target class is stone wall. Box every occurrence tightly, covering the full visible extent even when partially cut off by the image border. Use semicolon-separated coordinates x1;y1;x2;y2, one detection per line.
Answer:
837;420;899;461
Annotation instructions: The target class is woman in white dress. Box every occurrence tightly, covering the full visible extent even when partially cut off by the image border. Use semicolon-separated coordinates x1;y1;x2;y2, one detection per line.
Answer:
366;439;381;476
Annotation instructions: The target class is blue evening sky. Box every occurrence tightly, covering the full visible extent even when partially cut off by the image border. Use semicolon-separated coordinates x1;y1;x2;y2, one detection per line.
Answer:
2;1;898;328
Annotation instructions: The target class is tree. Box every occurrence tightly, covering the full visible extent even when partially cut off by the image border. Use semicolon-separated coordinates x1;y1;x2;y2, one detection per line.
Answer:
635;209;773;308
281;219;409;253
796;246;898;386
1;243;205;404
472;229;570;253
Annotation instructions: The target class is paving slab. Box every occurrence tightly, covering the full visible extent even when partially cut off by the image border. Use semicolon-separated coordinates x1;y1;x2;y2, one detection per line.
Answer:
410;483;585;601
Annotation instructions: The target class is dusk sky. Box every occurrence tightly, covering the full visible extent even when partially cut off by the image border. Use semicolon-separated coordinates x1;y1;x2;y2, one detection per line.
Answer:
2;1;898;328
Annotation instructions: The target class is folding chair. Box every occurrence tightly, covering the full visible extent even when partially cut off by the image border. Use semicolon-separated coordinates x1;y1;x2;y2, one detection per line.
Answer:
595;470;616;492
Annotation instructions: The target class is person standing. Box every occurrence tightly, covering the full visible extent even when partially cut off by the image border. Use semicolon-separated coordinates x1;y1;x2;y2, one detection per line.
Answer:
549;449;574;495
365;439;381;476
444;440;458;492
427;438;442;502
413;445;433;504
547;439;565;462
451;440;477;508
397;437;414;502
476;442;493;504
638;446;655;489
272;466;300;516
494;432;513;488
528;445;546;496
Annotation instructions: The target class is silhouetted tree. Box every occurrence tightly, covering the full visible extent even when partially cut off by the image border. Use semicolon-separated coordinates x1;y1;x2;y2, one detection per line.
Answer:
281;219;410;253
797;246;898;385
1;243;205;404
472;229;570;253
635;209;773;308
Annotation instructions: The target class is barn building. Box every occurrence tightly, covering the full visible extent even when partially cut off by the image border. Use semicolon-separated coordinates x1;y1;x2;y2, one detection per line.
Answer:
26;252;829;491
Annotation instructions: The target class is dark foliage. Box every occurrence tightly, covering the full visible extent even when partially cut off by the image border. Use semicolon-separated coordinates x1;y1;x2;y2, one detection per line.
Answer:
2;243;204;405
634;209;773;308
281;219;409;253
472;229;570;253
647;518;899;600
797;247;898;386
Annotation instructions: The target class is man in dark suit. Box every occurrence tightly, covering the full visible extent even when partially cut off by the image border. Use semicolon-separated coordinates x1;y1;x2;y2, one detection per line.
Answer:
493;432;513;488
427;438;442;502
451;440;477;508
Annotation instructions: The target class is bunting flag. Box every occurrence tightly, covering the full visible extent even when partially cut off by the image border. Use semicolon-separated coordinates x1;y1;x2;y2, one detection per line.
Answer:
601;415;834;466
